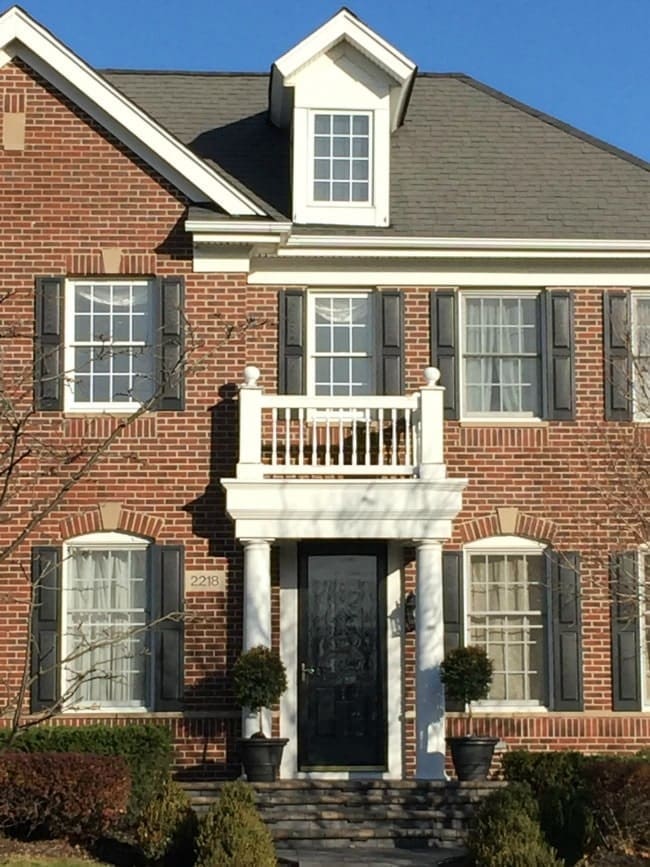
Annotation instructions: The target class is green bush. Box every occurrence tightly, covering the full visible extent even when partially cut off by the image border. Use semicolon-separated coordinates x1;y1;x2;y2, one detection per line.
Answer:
503;750;593;863
467;783;563;867
0;724;173;822
0;751;130;842
134;776;197;864
195;780;276;867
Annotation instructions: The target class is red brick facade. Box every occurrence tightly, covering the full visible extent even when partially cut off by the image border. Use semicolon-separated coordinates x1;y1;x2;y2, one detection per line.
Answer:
1;56;648;781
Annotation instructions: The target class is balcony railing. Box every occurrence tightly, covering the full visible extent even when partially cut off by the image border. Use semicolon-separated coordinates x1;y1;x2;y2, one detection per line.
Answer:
235;366;446;481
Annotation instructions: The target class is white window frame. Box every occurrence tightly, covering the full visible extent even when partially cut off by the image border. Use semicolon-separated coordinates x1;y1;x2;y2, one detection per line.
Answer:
463;535;549;712
61;531;152;712
459;289;543;421
309;110;373;207
637;549;650;709
631;291;650;422
64;279;155;413
306;290;375;397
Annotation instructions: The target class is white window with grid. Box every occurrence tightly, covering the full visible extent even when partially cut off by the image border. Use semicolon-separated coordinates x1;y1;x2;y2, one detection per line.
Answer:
462;293;541;417
465;537;548;708
312;112;371;204
308;292;373;396
62;532;150;710
631;293;650;420
64;280;155;411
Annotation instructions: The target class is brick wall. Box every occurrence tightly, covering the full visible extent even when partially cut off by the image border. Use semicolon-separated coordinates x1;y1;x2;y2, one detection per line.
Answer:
0;57;646;779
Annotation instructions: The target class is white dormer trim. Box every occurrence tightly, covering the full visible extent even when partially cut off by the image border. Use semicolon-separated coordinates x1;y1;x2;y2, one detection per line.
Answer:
270;8;416;131
0;6;265;216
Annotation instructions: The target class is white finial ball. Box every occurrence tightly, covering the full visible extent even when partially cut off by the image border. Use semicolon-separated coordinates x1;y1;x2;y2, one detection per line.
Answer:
423;366;441;385
243;365;261;386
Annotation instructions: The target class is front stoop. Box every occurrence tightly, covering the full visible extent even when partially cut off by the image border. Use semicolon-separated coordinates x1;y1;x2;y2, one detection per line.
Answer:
182;779;503;857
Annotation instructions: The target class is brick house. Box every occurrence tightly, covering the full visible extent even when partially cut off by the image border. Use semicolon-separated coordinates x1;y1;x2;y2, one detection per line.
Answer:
1;5;649;780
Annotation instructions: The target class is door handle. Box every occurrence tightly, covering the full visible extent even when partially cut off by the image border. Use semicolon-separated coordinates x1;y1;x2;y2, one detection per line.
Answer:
301;662;316;682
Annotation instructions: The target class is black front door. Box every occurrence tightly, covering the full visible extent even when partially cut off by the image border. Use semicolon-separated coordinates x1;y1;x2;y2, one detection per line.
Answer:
298;543;387;769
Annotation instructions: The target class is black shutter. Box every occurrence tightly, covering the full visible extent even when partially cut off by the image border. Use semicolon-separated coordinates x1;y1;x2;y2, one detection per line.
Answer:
34;277;64;411
442;551;464;711
611;552;641;711
31;547;61;712
547;551;583;710
278;289;305;394
151;544;184;710
603;291;632;421
543;290;575;420
157;277;185;410
430;290;458;419
376;290;404;395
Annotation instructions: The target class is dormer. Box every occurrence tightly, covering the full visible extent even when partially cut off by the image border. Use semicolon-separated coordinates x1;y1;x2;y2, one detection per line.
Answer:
270;8;416;228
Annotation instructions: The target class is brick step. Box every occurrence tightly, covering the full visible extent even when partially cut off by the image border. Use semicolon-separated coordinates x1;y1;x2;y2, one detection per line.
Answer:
260;806;466;821
271;825;463;842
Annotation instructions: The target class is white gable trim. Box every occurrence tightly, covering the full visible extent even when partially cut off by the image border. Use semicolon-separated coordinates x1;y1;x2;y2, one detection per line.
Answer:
270;8;416;130
0;7;265;216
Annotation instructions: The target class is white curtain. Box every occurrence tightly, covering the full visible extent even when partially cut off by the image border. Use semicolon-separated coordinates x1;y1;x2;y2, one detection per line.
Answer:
66;548;147;706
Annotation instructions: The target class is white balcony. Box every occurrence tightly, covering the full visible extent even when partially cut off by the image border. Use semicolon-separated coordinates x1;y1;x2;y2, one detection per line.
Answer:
222;367;467;541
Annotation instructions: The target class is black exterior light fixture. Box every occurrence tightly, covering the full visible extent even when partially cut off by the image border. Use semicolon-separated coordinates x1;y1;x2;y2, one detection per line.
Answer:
404;592;416;633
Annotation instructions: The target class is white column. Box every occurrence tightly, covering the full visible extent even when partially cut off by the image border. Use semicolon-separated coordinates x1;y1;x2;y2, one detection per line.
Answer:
241;537;273;737
415;539;446;779
237;366;263;480
417;367;445;481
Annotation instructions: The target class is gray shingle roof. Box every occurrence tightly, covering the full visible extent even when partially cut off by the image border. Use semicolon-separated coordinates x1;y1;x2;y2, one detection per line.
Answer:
104;69;650;239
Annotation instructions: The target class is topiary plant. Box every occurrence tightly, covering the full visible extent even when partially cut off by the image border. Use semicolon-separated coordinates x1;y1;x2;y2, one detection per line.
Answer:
195;780;276;867
134;775;197;864
440;644;493;734
232;646;287;738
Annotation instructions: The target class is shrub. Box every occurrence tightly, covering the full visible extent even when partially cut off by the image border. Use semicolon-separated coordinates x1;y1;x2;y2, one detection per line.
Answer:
583;756;650;855
467;783;563;867
503;750;593;863
134;775;197;864
440;645;492;732
0;724;173;822
0;751;130;842
195;780;276;867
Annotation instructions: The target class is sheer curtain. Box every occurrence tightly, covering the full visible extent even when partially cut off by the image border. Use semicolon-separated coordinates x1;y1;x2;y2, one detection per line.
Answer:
65;548;147;706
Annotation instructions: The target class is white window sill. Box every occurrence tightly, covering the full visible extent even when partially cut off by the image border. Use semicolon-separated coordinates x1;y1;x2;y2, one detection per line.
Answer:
459;418;548;428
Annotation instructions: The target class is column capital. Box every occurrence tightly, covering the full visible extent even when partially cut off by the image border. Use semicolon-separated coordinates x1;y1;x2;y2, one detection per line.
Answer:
240;537;274;547
412;538;443;551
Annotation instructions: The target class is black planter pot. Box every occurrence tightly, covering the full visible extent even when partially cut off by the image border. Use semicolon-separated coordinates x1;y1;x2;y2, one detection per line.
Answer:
238;737;288;782
446;735;498;781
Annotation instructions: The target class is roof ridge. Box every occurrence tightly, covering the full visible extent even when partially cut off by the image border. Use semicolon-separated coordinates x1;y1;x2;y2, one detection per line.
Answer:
101;69;269;77
456;74;650;173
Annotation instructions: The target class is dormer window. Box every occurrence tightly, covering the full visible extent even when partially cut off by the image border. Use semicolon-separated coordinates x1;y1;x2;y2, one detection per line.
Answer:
313;113;371;204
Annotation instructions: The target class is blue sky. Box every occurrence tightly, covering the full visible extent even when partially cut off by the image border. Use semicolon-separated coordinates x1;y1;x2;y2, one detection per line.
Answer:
9;0;650;161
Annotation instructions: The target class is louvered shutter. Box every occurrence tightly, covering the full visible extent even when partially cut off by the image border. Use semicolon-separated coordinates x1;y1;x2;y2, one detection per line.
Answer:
34;277;64;411
543;290;575;420
150;544;184;710
157;277;185;410
31;547;61;712
430;290;458;419
376;290;404;395
278;289;305;395
442;551;464;711
603;291;632;421
547;551;583;710
610;552;641;711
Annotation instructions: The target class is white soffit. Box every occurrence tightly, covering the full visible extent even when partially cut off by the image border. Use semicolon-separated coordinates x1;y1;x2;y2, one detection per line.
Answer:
0;6;265;216
269;8;416;130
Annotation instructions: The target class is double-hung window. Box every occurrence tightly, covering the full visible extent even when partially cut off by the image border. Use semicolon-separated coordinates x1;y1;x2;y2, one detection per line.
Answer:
462;293;541;417
465;538;547;707
636;552;650;709
312;112;371;204
631;293;650;419
309;292;374;396
65;280;155;411
62;533;150;710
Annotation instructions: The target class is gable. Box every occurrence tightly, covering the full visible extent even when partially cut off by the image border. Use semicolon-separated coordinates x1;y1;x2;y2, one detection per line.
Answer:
0;5;266;217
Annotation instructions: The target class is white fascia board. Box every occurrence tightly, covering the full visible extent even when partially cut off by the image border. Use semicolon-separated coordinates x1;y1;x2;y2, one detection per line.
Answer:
283;234;650;255
271;9;415;129
187;219;291;240
0;7;264;216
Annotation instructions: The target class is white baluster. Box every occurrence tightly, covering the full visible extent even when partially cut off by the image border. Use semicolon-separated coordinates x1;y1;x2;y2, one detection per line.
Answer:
365;407;371;465
284;407;291;465
338;409;344;466
352;411;358;466
325;410;331;466
405;407;412;465
311;412;317;466
298;407;305;467
271;406;278;467
391;408;397;465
